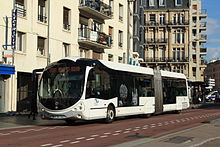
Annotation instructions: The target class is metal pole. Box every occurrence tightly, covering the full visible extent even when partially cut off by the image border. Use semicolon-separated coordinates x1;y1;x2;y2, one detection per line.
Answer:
47;0;51;65
5;16;8;50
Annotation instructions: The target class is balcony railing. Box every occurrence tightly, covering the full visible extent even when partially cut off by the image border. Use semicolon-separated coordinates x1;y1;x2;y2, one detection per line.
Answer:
15;6;26;17
78;27;111;47
145;21;167;26
200;22;207;27
38;15;47;23
168;20;189;25
79;0;112;18
144;57;189;63
200;34;207;40
145;38;168;44
63;24;71;31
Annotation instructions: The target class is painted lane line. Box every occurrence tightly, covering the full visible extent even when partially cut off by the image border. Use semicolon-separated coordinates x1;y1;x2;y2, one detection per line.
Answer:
104;132;111;135
48;127;57;130
112;133;120;136
41;143;53;147
76;137;86;140
150;125;156;128
59;140;70;143
115;130;122;133
100;135;108;138
70;141;80;144
125;128;132;131
91;134;99;137
51;144;63;147
123;131;130;134
0;133;11;135
34;127;49;131
86;138;95;141
142;127;148;130
135;127;141;129
150;124;156;126
133;129;140;131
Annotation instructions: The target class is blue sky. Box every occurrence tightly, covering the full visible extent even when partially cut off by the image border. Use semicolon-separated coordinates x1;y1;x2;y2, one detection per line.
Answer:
202;0;220;61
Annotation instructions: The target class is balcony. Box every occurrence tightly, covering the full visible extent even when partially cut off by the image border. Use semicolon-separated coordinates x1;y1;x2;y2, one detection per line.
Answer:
199;22;207;30
79;0;112;20
145;21;167;27
15;6;26;17
167;20;189;27
63;24;71;31
78;27;111;49
144;38;168;45
144;57;189;63
200;9;207;18
199;34;207;42
200;47;207;55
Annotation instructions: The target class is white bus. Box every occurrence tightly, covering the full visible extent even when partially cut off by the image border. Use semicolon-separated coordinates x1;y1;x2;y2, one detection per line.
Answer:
38;57;189;123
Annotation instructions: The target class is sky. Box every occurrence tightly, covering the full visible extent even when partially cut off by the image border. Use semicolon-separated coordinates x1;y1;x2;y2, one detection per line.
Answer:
202;0;220;62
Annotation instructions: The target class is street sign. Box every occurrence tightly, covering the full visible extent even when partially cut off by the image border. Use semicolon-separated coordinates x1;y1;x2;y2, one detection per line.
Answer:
3;50;13;57
11;9;17;50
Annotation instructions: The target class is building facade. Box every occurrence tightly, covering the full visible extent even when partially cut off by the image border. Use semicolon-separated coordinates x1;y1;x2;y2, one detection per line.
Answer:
204;60;220;91
0;0;133;113
141;0;190;76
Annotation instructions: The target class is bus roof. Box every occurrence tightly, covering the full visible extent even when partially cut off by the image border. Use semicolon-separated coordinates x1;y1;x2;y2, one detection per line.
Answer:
60;57;186;79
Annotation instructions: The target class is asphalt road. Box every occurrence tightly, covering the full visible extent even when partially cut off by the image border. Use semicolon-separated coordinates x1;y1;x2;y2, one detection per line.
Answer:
0;105;220;147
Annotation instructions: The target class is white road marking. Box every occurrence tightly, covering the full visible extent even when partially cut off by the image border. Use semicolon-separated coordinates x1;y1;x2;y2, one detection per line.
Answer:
59;140;70;143
70;141;80;144
133;129;140;131
41;144;53;147
115;130;122;133
86;138;95;141
142;127;148;130
104;132;111;135
123;131;130;133
0;133;11;135
112;133;120;136
125;128;132;131
51;144;63;147
135;127;140;129
91;134;99;137
76;137;86;140
100;135;108;138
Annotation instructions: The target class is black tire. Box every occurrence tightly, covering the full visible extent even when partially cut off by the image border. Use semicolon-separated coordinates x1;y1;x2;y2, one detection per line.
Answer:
141;113;151;118
65;119;75;125
174;110;181;114
105;105;115;123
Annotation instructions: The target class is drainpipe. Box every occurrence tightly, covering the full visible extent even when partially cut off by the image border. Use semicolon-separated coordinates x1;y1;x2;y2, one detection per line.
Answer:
47;0;51;65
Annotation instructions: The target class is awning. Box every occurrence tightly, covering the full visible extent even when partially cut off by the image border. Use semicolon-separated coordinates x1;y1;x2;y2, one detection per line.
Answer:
0;64;15;75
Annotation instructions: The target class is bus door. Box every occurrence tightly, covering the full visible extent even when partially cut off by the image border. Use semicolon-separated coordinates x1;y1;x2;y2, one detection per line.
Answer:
29;68;44;119
153;70;163;114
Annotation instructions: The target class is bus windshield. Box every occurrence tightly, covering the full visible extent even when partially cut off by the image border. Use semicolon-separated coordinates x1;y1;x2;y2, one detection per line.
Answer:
38;60;86;110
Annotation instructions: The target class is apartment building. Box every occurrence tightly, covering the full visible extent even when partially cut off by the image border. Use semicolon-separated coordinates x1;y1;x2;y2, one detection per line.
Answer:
0;0;133;113
141;0;190;76
189;0;207;97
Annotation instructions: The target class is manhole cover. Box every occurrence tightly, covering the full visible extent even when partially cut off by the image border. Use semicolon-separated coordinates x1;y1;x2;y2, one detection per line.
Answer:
126;133;149;139
164;136;194;144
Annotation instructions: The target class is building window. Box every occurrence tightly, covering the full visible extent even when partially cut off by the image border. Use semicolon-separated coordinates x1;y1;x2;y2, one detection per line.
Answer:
108;54;113;61
63;43;70;57
109;0;114;13
149;14;156;22
109;26;113;46
63;7;70;30
173;48;185;61
15;0;26;17
38;0;47;23
159;0;165;6
119;4;123;21
37;36;46;56
149;0;155;7
92;21;101;31
118;30;123;47
173;29;185;44
175;0;182;6
159;14;166;24
17;32;25;52
118;56;123;63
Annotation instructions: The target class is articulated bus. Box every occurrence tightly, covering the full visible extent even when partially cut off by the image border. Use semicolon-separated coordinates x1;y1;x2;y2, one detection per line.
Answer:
38;57;189;123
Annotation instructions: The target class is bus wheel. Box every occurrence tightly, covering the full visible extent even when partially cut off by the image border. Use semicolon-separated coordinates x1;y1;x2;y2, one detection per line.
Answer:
105;105;115;123
142;114;151;118
65;119;75;125
174;110;181;114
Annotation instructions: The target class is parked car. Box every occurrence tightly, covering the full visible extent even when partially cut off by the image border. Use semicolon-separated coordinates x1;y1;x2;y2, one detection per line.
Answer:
205;91;220;102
